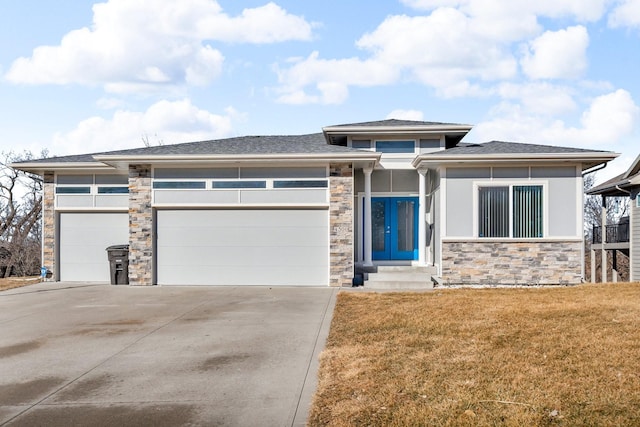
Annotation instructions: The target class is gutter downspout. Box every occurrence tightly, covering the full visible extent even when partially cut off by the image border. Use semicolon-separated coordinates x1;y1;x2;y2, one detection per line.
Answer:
615;185;632;196
582;162;607;177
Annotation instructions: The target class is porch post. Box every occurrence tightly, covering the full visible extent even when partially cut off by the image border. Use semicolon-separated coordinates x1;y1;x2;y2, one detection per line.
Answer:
418;169;427;265
601;196;607;283
591;248;596;283
363;167;373;267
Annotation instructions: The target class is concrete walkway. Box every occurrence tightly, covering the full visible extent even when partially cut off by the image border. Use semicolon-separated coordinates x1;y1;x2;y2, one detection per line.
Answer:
0;282;337;426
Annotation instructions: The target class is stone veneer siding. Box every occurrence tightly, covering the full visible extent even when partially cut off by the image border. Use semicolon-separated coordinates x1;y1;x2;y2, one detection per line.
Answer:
442;241;583;285
42;172;56;278
329;163;354;287
128;165;153;286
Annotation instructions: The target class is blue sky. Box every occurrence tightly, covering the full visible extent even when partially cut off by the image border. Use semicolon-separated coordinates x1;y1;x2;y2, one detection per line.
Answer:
1;0;639;183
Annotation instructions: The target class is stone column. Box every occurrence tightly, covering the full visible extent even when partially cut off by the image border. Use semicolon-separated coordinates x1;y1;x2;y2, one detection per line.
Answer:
128;165;153;286
329;163;354;287
42;171;56;279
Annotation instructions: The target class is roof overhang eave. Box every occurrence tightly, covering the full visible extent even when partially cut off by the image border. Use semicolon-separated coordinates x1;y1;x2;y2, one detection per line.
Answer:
411;152;619;169
587;177;640;196
9;161;114;175
322;124;473;136
92;152;382;169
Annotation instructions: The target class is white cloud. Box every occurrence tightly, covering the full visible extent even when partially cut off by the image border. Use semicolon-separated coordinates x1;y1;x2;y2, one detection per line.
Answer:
497;83;577;115
471;89;639;147
401;0;609;22
608;0;640;28
520;26;589;80
5;0;314;92
386;110;425;121
52;99;245;154
195;2;316;43
356;10;519;84
275;0;608;105
274;52;398;104
275;8;520;104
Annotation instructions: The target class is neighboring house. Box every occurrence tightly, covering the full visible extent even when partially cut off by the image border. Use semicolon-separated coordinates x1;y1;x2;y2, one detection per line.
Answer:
12;119;617;287
586;154;640;282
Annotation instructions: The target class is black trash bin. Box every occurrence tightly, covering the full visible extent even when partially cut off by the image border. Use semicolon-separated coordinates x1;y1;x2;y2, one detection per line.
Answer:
106;245;129;285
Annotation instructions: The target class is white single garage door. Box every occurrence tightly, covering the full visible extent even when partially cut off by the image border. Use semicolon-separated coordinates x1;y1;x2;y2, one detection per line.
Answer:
156;209;329;286
59;212;129;282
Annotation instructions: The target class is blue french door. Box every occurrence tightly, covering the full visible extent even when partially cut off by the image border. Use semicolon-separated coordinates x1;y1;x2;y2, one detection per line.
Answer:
371;197;418;260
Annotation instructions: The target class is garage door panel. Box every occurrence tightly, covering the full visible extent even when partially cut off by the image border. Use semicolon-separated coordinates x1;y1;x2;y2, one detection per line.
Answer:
157;209;329;286
59;213;129;282
158;264;328;286
159;226;328;248
160;209;326;227
158;245;328;267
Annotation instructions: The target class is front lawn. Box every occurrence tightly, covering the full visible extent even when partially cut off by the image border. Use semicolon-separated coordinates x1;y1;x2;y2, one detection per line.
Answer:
309;283;640;426
0;276;41;291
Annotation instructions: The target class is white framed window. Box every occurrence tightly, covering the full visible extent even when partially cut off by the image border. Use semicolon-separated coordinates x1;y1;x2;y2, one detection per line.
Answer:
477;183;544;238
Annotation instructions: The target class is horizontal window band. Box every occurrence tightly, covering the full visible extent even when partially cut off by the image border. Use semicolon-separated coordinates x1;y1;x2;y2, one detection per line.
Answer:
273;180;328;188
97;187;129;194
211;181;267;189
153;181;206;189
55;187;91;194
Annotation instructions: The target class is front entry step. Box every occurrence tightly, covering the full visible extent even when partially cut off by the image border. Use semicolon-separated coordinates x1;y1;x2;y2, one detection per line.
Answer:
365;266;436;290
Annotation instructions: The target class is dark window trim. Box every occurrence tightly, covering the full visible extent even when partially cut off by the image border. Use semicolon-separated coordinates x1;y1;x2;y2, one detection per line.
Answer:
375;140;415;153
97;187;129;194
211;181;266;189
153;181;206;189
273;180;328;189
55;187;91;194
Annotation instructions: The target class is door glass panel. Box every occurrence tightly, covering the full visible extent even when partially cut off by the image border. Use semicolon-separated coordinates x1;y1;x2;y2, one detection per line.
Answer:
396;200;415;252
372;200;386;252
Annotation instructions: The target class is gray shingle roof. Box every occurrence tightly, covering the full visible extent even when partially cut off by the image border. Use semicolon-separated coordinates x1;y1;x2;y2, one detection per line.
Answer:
325;119;470;128
16;133;367;164
430;141;609;155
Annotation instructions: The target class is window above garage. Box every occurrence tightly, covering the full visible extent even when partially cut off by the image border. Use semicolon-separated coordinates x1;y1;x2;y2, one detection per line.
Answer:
55;174;129;209
152;167;330;207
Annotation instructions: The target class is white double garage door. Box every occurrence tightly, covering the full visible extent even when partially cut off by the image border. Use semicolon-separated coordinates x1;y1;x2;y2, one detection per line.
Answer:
59;209;329;286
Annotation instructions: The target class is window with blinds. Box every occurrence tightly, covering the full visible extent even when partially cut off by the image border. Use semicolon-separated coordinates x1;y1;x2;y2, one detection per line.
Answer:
478;187;509;237
478;185;543;238
513;185;543;238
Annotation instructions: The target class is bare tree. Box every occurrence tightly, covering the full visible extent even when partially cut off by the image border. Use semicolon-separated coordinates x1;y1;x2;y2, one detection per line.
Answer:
584;173;630;282
141;133;164;147
583;173;629;241
0;150;47;277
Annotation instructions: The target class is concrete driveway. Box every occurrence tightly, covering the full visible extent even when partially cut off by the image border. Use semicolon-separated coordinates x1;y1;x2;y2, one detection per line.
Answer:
0;282;337;426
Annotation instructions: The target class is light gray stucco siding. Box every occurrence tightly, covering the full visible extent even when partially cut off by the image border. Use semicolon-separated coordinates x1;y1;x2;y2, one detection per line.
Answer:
532;167;578;237
445;168;489;237
56;195;93;208
632;193;639;281
371;170;391;193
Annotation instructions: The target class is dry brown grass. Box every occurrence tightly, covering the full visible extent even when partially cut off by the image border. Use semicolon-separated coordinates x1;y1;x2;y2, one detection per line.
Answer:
0;276;41;292
309;283;640;426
